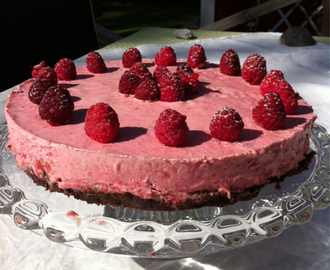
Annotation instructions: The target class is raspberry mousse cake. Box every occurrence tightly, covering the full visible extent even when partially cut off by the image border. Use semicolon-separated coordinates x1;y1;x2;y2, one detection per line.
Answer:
5;47;317;211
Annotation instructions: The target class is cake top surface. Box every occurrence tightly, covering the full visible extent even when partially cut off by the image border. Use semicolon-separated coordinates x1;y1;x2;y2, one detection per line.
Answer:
6;59;315;160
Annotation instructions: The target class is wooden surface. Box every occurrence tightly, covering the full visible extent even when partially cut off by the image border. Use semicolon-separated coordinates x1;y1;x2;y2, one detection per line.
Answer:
322;0;329;36
200;0;301;31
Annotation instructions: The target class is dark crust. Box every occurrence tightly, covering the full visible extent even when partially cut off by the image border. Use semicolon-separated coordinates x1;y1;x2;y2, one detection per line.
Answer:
24;151;315;211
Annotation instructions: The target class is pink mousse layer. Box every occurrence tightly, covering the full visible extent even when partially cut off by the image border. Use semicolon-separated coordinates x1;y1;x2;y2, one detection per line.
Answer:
5;59;316;206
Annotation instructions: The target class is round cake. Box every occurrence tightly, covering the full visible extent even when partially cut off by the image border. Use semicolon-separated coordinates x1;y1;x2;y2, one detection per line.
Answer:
5;53;317;211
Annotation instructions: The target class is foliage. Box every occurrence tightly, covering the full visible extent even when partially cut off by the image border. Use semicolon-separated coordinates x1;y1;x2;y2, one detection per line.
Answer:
100;0;200;7
95;1;200;37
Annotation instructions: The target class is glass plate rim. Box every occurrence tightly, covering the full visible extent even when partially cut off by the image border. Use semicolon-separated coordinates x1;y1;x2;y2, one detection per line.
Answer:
0;122;329;258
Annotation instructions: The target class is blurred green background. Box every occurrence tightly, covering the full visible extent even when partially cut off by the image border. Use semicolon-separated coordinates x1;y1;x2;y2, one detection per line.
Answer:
93;0;200;38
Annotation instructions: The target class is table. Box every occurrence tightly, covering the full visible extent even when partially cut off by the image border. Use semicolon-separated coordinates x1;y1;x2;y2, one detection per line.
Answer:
101;27;330;50
0;28;329;270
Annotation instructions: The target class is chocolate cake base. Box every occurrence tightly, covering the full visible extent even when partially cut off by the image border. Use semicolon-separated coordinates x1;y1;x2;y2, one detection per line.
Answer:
24;151;315;211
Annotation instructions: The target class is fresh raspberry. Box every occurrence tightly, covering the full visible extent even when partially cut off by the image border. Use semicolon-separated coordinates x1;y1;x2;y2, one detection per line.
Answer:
187;44;207;69
33;66;58;86
282;91;298;115
28;77;54;104
54;58;77;81
118;71;141;95
179;72;199;95
135;78;160;101
84;103;120;143
38;85;74;126
159;72;185;102
154;109;189;146
176;64;194;75
153;66;169;83
260;77;298;114
86;51;107;73
122;48;142;68
260;70;285;95
219;49;241;76
129;62;153;81
241;53;267;85
209;107;244;141
253;92;286;130
32;61;46;78
155;46;177;66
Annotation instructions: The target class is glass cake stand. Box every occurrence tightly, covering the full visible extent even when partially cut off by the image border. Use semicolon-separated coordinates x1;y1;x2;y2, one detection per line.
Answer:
0;123;329;258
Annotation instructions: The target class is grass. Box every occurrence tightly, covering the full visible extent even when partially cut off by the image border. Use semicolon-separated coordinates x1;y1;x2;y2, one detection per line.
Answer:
94;1;200;38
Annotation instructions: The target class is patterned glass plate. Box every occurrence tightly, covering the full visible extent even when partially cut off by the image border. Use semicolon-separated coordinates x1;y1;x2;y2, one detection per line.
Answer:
0;122;329;258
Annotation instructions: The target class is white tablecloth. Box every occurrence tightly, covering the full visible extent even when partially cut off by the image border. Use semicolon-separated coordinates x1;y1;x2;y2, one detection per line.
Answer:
0;33;329;270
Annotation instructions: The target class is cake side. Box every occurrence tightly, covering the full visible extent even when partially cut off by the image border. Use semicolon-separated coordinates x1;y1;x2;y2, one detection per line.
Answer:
24;149;315;211
5;59;317;210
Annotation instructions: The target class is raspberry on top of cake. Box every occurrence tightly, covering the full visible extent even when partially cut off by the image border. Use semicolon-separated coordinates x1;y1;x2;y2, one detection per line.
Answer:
4;46;316;210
